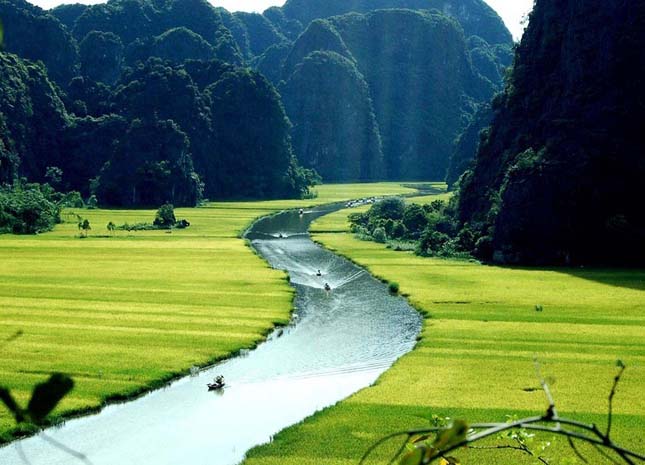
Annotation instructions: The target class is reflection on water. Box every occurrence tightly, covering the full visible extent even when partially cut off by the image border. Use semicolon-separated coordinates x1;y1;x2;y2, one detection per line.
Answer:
0;206;421;465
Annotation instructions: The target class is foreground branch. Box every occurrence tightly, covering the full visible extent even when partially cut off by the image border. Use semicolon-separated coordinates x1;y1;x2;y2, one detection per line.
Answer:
361;363;643;465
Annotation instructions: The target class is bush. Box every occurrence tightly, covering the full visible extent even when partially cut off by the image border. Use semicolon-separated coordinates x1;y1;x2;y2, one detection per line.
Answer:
0;183;61;235
388;282;400;294
60;191;85;208
417;229;450;256
402;203;428;234
392;221;407;239
372;227;387;243
369;197;405;221
154;203;176;228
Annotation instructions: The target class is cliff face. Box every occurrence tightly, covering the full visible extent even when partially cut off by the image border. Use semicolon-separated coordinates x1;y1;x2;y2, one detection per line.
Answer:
0;0;79;84
281;51;384;181
281;9;493;182
458;0;645;265
279;0;512;45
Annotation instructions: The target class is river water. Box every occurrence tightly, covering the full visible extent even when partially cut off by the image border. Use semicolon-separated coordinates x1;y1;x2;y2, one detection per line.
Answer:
0;205;421;465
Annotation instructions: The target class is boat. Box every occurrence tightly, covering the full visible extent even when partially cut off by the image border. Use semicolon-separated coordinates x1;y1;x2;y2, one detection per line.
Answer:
207;376;225;391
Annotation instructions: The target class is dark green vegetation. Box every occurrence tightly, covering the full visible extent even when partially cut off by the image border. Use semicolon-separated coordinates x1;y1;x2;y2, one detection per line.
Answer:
445;103;493;189
450;0;645;266
0;182;61;234
0;0;514;207
349;195;473;258
277;7;512;182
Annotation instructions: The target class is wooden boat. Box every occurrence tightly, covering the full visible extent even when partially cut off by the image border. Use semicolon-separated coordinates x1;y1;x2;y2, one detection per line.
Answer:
208;376;225;391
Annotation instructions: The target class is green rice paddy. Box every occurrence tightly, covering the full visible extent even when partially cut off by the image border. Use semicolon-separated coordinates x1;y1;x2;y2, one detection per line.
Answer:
244;195;645;465
0;182;416;442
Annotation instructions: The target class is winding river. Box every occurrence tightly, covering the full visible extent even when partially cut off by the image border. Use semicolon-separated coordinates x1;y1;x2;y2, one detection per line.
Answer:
0;205;422;465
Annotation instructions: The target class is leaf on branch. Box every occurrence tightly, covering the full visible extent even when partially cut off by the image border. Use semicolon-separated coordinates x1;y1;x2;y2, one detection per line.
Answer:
27;373;74;425
0;387;25;423
433;420;468;451
440;457;462;465
400;446;424;465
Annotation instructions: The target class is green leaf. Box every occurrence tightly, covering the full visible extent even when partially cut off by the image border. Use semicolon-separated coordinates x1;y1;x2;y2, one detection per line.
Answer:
400;447;424;465
27;373;74;424
442;457;462;465
0;387;25;423
410;433;434;444
432;420;468;452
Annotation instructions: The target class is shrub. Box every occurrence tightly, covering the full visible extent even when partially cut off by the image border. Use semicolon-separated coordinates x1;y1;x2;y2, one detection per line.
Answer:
402;203;428;234
154;203;176;228
60;191;85;208
87;195;98;209
372;227;387;243
417;229;450;256
369;197;405;221
0;183;61;234
392;221;407;239
388;282;400;294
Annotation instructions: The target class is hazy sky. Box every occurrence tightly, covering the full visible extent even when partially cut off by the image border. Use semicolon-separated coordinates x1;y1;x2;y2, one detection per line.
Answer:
28;0;534;39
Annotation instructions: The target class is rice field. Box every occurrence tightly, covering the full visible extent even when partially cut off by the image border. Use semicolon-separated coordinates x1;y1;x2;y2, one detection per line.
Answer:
0;182;416;442
244;197;645;465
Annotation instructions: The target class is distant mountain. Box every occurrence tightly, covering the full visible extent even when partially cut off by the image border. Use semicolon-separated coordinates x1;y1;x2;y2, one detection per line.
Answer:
0;0;517;204
278;0;512;45
0;0;79;84
457;0;645;265
279;9;495;181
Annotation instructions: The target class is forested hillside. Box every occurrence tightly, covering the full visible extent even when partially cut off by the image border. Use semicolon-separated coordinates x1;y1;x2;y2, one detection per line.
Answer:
0;0;514;206
455;0;645;265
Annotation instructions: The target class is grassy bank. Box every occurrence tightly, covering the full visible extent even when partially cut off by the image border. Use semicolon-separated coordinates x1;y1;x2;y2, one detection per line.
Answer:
244;197;645;464
0;182;416;442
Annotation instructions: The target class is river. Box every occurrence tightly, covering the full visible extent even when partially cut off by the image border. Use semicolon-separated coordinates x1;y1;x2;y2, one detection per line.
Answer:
0;204;422;465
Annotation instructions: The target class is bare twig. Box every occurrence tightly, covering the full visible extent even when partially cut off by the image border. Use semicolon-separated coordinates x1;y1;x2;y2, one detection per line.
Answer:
362;363;644;465
534;357;557;421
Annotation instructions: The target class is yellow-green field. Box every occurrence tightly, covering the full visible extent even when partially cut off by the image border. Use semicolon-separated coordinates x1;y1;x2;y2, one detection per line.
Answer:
244;197;645;465
0;183;416;442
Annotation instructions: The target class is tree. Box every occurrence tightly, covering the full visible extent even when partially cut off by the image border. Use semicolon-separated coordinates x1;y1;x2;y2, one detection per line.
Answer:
153;204;176;229
78;218;91;238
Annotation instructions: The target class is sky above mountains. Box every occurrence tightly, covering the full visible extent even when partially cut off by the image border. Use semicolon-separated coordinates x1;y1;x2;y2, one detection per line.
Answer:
28;0;533;39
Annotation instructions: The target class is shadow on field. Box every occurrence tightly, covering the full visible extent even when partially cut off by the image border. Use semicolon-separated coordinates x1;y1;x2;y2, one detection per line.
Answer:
555;267;645;291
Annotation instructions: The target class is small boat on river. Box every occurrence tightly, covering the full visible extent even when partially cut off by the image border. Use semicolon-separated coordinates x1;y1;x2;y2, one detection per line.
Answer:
208;376;225;391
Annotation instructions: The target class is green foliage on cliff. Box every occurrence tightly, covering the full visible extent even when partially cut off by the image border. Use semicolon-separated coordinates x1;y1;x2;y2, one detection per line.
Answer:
281;9;495;182
279;0;512;46
281;51;383;181
456;0;645;265
0;0;79;84
0;0;516;205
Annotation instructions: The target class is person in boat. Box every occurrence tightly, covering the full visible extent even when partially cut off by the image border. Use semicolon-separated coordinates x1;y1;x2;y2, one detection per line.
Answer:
208;375;225;390
316;269;322;277
299;208;304;215
324;283;331;292
278;233;284;239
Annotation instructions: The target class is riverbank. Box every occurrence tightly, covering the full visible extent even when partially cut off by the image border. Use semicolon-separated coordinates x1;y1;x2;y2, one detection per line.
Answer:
0;183;416;444
243;196;645;464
